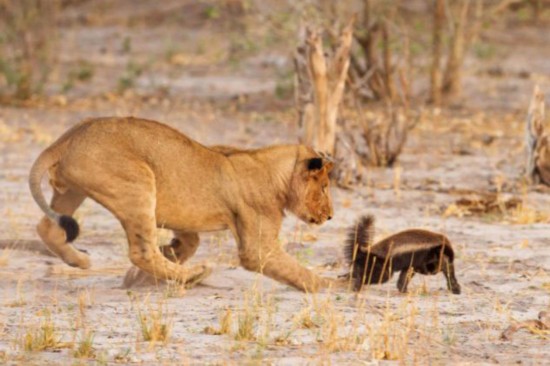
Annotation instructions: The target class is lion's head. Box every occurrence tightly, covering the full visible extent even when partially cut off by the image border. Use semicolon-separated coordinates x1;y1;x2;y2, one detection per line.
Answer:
287;156;334;225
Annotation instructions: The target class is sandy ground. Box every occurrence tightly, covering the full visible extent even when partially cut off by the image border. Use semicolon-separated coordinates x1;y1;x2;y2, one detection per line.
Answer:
1;1;550;365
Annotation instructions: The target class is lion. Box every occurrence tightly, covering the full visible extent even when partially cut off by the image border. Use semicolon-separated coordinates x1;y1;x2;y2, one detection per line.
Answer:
29;117;335;292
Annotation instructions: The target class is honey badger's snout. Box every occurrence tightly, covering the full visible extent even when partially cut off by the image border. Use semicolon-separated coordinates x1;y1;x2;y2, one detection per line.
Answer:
344;215;461;294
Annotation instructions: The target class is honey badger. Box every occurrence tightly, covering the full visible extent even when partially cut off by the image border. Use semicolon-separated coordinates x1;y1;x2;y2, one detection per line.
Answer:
344;215;461;294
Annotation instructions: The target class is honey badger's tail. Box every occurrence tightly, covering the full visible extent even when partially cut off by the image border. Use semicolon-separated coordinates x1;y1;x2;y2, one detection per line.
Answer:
29;146;79;242
344;215;375;264
343;215;377;290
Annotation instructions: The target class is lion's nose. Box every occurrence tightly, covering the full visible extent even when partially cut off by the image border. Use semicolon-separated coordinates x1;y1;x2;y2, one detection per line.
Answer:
327;215;332;220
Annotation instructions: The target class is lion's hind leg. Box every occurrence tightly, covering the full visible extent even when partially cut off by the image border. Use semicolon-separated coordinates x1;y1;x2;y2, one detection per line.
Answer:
161;232;200;264
37;188;90;269
110;178;209;287
123;232;209;288
166;232;211;287
123;217;209;287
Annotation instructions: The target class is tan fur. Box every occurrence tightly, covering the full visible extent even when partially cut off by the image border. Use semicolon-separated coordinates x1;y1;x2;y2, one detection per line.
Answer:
29;117;335;292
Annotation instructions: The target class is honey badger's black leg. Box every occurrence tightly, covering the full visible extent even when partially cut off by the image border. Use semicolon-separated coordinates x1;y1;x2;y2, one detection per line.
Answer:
441;255;461;294
397;267;415;293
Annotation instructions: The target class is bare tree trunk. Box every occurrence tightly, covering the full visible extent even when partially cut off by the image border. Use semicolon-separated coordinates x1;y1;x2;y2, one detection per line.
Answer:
430;0;445;105
306;30;330;151
443;0;471;98
381;20;396;103
363;0;371;28
295;18;354;155
354;0;386;100
530;0;541;23
294;37;316;147
325;21;354;154
525;85;545;183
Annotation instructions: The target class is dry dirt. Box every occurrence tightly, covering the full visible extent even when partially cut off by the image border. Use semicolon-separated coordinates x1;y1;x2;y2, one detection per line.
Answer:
0;1;549;365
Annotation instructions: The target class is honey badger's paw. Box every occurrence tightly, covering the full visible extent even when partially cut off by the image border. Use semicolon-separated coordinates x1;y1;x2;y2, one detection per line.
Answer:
122;262;213;289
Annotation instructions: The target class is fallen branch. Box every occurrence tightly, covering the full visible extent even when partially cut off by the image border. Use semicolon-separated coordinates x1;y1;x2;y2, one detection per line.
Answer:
501;311;550;340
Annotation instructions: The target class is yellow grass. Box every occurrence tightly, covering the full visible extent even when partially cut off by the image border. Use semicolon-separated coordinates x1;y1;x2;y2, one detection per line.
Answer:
135;296;173;347
0;249;10;267
21;310;64;352
72;331;95;359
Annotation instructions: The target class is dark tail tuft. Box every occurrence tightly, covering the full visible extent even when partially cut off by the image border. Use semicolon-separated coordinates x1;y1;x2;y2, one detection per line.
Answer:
344;215;375;263
344;215;377;290
58;215;79;242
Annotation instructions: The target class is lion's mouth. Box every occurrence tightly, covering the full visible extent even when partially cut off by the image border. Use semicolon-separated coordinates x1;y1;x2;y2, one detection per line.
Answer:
308;217;325;225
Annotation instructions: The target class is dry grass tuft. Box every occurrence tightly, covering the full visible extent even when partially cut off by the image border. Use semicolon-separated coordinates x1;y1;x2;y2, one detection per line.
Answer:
219;308;233;335
6;279;27;307
72;331;95;359
137;302;172;346
235;310;256;341
444;193;522;218
235;292;258;341
367;303;413;360
77;289;90;321
204;308;233;336
21;310;63;352
293;306;321;330
0;249;10;267
444;191;549;224
507;203;550;224
311;295;366;353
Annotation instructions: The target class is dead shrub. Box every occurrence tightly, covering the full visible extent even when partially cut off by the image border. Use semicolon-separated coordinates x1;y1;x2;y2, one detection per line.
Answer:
0;0;59;100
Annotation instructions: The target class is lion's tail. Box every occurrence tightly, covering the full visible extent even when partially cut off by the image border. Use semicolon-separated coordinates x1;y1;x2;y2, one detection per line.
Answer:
29;146;79;242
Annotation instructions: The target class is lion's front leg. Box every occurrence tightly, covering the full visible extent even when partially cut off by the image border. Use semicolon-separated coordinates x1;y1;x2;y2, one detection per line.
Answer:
240;246;330;292
235;214;330;292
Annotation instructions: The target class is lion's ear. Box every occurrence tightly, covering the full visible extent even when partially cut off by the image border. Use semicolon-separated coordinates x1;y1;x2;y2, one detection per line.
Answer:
307;158;323;171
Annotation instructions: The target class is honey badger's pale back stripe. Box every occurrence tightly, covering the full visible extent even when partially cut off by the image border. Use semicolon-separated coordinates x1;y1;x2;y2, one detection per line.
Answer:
379;241;445;257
